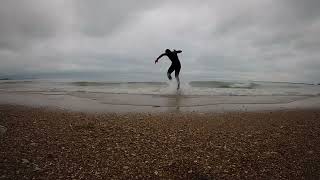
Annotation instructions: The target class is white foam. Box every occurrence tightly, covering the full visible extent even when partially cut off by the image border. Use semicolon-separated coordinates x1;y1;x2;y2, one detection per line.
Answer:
1;80;320;96
159;80;178;95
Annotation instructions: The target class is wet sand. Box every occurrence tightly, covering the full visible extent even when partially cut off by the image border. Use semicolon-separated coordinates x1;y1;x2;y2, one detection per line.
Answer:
1;105;320;179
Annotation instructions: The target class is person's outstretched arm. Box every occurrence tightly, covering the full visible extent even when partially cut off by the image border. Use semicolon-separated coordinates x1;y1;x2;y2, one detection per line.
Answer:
173;49;182;54
155;53;167;64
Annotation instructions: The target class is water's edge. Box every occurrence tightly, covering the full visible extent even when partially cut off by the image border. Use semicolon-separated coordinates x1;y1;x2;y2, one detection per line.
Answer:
1;92;319;113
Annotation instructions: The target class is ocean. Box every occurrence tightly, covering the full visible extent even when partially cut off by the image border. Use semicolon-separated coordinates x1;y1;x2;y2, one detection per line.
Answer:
1;79;320;112
0;79;319;96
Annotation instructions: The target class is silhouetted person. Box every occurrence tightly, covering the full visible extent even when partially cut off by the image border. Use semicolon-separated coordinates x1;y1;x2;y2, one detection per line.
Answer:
155;49;182;89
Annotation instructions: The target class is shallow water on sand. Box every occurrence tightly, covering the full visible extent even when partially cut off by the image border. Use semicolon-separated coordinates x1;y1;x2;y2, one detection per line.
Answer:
0;79;319;112
0;79;319;96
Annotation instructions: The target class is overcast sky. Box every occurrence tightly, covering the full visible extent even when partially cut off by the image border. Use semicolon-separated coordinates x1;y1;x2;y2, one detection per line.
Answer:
0;0;319;83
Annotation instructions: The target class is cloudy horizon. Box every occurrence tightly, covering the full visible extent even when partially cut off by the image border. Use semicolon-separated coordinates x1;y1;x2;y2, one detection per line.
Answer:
0;0;319;83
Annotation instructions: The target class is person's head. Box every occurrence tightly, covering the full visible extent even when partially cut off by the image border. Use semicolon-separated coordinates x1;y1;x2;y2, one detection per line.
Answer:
165;49;171;54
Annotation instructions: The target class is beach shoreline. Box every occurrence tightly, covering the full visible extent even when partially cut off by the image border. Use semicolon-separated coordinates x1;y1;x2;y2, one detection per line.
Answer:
1;91;320;113
1;104;320;179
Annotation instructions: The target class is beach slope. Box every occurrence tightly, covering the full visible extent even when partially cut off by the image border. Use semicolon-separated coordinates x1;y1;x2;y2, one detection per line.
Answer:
0;105;320;179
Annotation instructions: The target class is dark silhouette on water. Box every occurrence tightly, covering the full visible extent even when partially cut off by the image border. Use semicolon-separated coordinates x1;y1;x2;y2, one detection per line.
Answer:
155;49;182;89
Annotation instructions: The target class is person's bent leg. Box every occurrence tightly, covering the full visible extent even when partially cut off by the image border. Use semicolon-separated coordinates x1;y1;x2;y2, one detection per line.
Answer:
167;72;172;80
175;67;181;89
176;76;180;89
167;66;174;80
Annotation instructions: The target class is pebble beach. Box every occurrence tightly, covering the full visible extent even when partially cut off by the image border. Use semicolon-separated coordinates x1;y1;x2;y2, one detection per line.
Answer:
0;105;320;179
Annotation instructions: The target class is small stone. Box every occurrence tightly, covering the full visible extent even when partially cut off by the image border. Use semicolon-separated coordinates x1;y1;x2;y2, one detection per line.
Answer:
47;153;54;159
0;175;7;179
123;166;129;170
34;166;42;171
188;170;193;173
154;171;159;175
30;143;37;146
22;159;29;164
307;150;314;154
0;125;7;135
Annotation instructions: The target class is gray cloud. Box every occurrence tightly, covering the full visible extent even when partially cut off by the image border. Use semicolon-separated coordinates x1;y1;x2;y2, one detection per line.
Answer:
0;0;67;51
0;0;319;83
73;0;167;36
